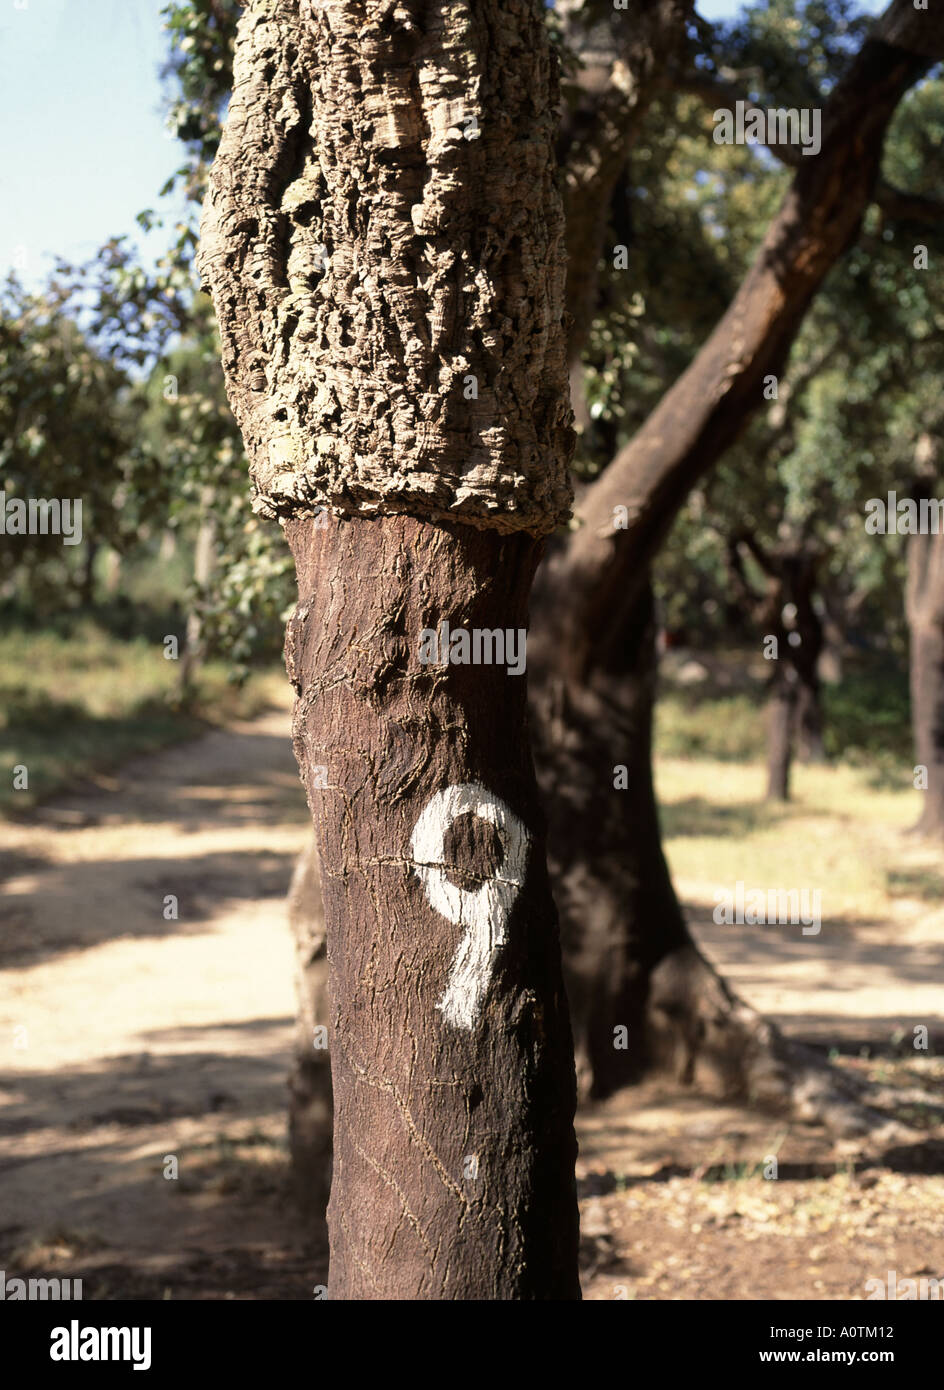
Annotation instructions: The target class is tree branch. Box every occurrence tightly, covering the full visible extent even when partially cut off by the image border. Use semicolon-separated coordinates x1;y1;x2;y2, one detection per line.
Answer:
549;0;944;674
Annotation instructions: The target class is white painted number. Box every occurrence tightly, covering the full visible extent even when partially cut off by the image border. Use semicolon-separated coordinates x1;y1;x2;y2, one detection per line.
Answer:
410;783;530;1030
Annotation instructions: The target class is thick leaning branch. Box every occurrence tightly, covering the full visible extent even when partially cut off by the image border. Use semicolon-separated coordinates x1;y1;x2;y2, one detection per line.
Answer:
670;70;944;224
553;0;943;670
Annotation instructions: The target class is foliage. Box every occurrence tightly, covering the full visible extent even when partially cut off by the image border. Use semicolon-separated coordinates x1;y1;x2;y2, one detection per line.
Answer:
8;0;942;681
0;277;133;610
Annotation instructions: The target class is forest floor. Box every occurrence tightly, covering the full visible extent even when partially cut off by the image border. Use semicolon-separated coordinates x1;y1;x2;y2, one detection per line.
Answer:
2;687;943;1301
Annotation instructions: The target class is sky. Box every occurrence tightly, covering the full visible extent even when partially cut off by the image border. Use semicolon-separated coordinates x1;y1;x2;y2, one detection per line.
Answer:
0;0;185;288
0;0;889;291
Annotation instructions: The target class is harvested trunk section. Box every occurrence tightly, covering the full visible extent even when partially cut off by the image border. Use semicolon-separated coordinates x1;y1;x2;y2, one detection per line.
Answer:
285;513;580;1299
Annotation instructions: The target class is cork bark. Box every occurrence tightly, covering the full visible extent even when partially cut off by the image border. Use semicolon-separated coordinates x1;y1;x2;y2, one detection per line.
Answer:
198;0;572;534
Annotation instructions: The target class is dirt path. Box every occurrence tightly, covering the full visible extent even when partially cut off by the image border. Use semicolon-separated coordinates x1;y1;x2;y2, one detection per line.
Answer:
1;698;942;1299
0;693;318;1297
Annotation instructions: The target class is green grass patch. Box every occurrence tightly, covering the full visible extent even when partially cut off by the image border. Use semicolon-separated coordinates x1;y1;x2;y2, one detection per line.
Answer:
655;688;765;762
655;654;911;770
0;620;284;814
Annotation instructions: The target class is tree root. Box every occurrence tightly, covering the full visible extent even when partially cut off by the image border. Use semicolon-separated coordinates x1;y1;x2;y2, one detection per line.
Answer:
647;945;921;1146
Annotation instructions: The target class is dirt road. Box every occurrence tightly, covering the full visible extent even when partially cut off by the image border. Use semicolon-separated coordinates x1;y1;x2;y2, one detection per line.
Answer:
0;694;318;1297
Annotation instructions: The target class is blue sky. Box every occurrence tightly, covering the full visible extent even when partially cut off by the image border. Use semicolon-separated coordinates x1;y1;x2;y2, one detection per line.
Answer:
0;0;888;290
0;0;184;287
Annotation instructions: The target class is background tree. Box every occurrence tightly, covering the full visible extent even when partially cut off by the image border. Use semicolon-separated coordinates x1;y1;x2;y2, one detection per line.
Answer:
530;0;944;1106
0;276;133;611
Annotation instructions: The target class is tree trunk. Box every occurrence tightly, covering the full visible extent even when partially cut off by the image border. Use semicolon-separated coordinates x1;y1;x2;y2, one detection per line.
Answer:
795;674;826;764
756;550;825;799
199;0;581;1300
80;540;98;607
907;520;944;837
528;570;909;1136
527;0;941;1109
766;664;797;802
178;491;215;697
526;6;939;1092
286;833;331;1238
909;619;944;835
785;554;826;763
285;514;579;1298
529;571;804;1108
530;576;687;1095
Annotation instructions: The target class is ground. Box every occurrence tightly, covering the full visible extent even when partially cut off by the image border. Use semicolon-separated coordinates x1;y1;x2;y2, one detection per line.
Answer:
2;689;942;1300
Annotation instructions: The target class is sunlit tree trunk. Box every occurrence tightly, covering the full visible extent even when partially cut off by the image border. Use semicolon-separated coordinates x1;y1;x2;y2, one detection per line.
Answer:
286;835;331;1236
907;485;944;837
200;0;580;1300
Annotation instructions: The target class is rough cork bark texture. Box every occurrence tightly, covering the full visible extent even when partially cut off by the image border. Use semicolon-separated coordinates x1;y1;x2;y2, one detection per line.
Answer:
285;512;580;1300
197;0;573;534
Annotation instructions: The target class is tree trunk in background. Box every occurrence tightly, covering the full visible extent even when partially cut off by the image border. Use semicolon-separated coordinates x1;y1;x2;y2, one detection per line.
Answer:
80;540;98;607
532;1;942;1098
200;0;580;1300
795;675;826;763
747;547;824;801
530;577;685;1094
177;490;215;697
530;572;794;1104
909;620;944;835
286;834;331;1238
524;0;942;1104
907;522;944;836
785;554;826;763
766;663;797;802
